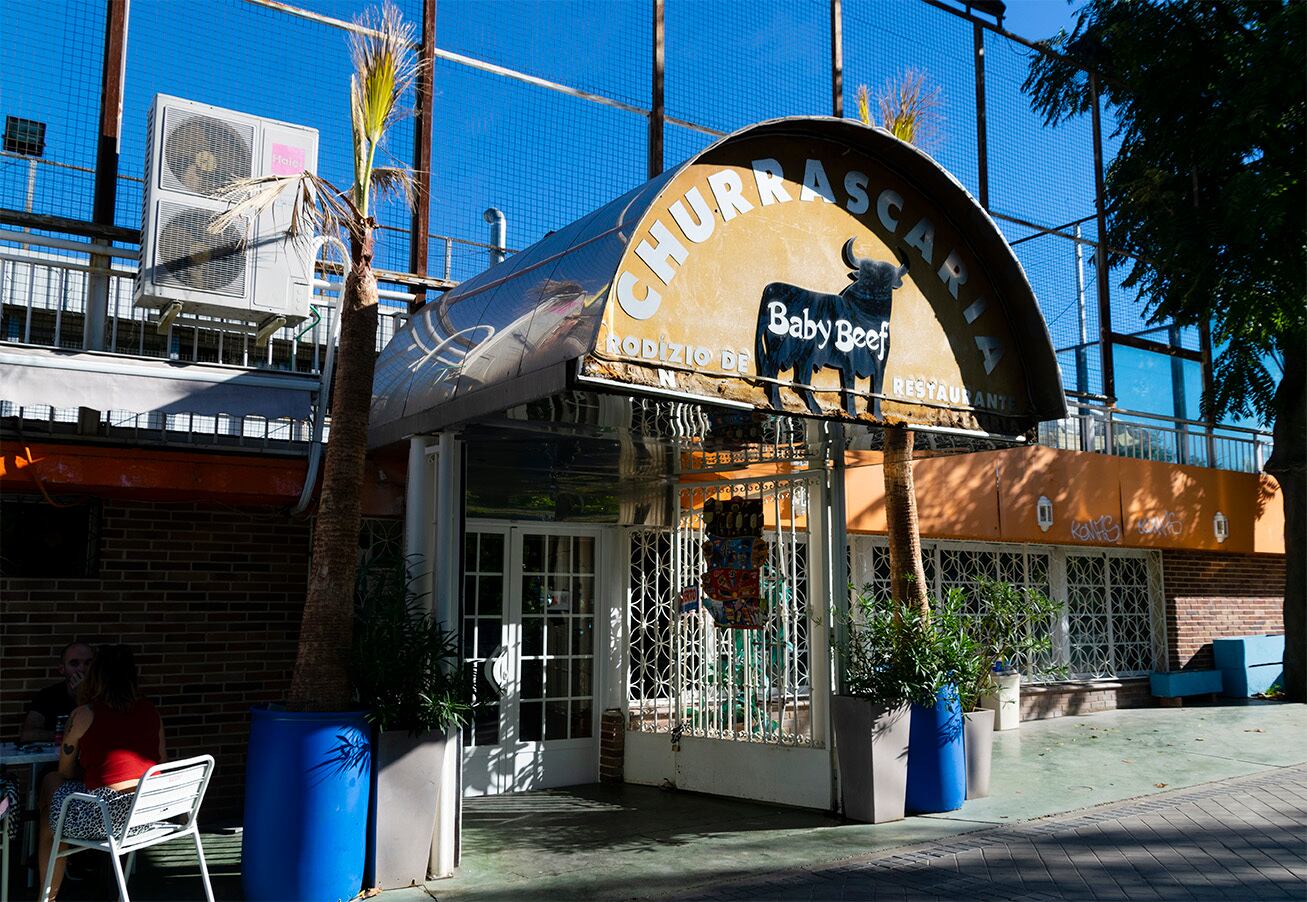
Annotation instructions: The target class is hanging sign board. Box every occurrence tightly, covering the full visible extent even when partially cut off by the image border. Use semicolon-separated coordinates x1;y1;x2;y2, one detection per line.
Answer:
583;123;1064;437
370;118;1065;448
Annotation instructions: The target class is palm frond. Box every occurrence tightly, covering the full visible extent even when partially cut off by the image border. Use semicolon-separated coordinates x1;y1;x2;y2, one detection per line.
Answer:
856;84;872;127
875;68;943;149
349;1;419;215
210;171;358;251
368;165;416;209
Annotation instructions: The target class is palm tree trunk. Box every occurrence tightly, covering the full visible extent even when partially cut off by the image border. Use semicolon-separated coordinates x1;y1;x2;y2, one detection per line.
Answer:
884;424;929;617
1265;341;1305;703
289;226;379;712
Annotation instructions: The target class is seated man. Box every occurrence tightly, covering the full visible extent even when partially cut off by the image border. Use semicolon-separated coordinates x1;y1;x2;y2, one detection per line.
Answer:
20;642;94;743
20;641;95;876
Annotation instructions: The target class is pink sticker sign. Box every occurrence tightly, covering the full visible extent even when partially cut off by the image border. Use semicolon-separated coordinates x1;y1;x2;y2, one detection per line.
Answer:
269;143;305;176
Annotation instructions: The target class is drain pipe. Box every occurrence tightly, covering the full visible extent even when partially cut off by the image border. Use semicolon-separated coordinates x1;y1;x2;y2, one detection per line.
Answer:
293;235;349;516
482;207;506;267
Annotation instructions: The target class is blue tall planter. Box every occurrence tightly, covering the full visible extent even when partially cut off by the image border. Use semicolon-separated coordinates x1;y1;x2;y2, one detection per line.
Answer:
905;684;966;813
242;708;372;902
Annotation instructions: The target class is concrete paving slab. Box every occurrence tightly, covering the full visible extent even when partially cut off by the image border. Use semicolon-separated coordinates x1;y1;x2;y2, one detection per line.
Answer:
422;702;1306;901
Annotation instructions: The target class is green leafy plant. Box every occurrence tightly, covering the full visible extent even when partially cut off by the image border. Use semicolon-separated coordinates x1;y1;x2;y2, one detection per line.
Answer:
350;560;472;735
841;588;983;709
958;579;1066;711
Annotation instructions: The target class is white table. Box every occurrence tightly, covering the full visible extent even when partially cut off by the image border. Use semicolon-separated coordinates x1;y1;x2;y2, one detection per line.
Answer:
0;741;59;897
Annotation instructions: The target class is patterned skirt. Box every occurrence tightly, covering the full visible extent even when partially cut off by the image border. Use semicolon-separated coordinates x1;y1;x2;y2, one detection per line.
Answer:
49;781;138;840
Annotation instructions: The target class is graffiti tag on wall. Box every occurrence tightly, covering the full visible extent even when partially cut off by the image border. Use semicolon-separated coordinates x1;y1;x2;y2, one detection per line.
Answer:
1070;515;1122;543
1134;511;1182;537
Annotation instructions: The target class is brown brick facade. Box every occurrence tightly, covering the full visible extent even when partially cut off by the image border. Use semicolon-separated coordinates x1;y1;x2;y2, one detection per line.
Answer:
1162;550;1285;671
1;499;309;816
1021;679;1153;721
599;708;625;783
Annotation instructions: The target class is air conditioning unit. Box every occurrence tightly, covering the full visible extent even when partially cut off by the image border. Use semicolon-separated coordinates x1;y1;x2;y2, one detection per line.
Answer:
134;94;319;329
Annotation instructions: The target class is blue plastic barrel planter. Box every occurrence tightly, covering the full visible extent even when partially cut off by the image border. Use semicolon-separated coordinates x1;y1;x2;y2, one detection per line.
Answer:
905;684;967;813
242;707;372;902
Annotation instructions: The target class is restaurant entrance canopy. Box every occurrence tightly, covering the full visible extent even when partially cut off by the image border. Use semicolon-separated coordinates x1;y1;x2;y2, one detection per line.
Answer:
370;117;1065;448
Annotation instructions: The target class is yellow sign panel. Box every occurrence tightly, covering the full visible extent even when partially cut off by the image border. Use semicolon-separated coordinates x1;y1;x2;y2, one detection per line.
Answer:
584;133;1046;435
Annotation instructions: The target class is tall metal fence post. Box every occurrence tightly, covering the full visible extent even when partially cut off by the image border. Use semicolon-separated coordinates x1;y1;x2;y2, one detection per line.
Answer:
648;0;665;179
830;0;843;118
86;0;129;352
972;21;989;210
409;0;437;314
1089;71;1115;405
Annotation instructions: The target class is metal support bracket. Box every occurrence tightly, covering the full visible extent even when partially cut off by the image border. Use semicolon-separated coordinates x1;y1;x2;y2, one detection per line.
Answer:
254;315;288;348
155;301;183;335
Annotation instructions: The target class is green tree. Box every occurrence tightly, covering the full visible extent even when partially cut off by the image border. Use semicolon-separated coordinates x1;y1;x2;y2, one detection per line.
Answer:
1024;0;1305;699
216;2;419;710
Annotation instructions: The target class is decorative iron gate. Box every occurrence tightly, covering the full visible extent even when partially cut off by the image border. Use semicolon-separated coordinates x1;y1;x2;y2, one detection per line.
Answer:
625;471;834;809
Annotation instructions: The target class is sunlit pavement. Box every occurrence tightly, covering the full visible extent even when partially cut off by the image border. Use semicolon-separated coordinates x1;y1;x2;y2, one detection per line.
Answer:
22;701;1300;900
422;702;1306;901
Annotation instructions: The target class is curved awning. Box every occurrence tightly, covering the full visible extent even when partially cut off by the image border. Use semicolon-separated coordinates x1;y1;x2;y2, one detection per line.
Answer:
371;117;1066;447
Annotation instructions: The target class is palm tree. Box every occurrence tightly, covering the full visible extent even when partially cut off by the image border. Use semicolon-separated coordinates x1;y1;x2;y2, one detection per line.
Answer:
215;2;419;710
856;71;942;617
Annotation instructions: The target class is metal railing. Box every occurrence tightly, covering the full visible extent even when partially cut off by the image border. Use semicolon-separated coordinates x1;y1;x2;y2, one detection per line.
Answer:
1;229;1274;473
1038;398;1272;474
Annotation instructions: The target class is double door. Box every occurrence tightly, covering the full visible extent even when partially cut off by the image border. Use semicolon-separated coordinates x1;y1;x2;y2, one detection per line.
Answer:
461;524;603;796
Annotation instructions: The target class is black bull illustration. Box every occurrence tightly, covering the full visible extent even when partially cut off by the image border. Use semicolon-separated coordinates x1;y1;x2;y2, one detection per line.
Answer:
754;238;909;417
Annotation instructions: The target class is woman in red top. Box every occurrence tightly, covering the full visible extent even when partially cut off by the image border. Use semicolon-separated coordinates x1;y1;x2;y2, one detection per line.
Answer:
38;644;165;899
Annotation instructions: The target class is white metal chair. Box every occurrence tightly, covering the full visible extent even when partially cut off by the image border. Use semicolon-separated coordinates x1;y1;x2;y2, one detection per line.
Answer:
41;755;215;902
1;790;13;902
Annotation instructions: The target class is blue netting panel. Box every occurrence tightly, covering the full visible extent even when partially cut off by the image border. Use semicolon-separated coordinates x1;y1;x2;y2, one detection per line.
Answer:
428;59;647;284
1;0;106;223
665;0;832;135
664;123;720;172
983;29;1095;230
437;0;651;110
1000;219;1103;397
842;0;980;198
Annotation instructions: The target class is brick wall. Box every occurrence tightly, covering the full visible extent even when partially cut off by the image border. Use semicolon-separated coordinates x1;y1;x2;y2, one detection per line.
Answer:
599;708;625;783
1162;550;1285;671
1021;679;1153;720
1;500;309;817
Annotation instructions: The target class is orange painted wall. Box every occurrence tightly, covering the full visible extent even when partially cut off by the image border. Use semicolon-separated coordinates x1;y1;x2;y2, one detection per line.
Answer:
846;445;1284;555
0;442;408;516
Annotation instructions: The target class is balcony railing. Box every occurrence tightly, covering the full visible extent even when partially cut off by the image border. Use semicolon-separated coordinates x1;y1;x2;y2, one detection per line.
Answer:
1039;398;1272;475
1;229;1275;473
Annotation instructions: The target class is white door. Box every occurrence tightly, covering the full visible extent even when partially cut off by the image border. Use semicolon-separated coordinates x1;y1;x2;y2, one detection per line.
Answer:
462;524;603;796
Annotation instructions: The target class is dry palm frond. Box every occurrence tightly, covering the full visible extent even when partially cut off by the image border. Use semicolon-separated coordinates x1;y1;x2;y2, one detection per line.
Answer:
856;84;873;127
210;172;358;248
349;1;419;215
367;165;416;208
875;68;943;149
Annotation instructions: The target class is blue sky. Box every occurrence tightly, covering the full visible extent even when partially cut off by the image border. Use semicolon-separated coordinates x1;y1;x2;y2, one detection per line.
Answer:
2;0;1243;426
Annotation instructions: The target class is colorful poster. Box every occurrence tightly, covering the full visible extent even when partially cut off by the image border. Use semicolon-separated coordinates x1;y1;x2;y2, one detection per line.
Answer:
703;536;769;571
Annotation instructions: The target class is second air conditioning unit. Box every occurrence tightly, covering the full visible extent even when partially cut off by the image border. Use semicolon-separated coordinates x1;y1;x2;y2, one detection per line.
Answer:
134;94;319;328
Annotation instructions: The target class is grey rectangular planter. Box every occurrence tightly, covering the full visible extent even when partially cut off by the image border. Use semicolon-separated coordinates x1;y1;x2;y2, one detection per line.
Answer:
831;696;911;824
372;729;449;889
963;708;993;800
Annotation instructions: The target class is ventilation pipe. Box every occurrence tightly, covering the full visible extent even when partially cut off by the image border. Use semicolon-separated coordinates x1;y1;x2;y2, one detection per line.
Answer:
483;207;506;267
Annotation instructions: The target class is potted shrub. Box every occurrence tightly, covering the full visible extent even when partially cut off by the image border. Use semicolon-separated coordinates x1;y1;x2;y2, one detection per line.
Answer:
352;561;471;890
958;579;1065;799
832;590;917;824
901;589;982;814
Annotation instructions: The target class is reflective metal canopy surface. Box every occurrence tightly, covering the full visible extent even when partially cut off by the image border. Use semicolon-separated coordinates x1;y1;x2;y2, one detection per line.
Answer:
370;117;1065;448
